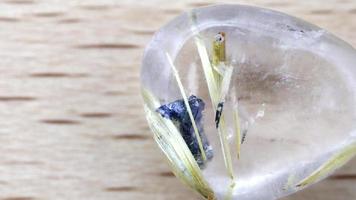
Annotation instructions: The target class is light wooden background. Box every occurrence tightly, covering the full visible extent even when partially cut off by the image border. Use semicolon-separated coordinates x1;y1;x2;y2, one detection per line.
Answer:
0;0;354;199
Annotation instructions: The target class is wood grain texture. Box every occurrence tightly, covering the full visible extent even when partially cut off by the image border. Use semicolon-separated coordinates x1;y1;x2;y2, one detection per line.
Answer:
0;0;354;199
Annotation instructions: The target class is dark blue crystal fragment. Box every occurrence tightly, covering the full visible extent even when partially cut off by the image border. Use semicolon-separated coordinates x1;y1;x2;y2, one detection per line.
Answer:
157;95;213;167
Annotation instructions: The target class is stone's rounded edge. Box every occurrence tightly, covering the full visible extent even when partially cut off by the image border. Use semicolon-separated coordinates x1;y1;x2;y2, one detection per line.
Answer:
142;3;355;70
140;10;190;99
140;4;330;93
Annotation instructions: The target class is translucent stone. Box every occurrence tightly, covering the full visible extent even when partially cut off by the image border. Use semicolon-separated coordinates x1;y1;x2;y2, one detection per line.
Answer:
141;4;356;200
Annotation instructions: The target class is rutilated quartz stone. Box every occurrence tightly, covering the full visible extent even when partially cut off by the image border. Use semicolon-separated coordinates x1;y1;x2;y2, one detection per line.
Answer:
141;4;356;200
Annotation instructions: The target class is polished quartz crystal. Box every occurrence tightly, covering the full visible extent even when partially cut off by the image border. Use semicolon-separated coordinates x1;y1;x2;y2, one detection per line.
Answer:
141;4;356;200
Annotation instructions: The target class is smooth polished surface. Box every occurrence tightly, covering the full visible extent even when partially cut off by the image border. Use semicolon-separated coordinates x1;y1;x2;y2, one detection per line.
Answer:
0;0;354;200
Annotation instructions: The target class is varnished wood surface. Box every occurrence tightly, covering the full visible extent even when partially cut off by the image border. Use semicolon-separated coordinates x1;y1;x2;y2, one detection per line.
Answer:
0;0;354;199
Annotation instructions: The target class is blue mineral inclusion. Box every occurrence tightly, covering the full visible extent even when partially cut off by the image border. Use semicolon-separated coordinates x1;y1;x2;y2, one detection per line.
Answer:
156;95;213;167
